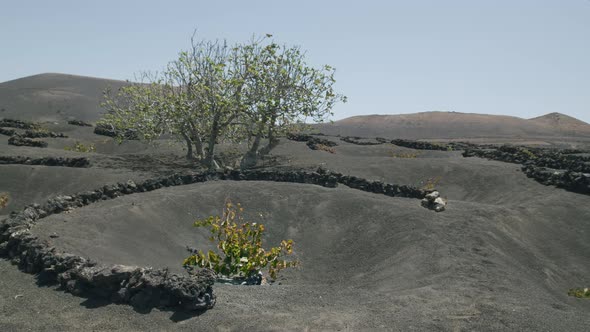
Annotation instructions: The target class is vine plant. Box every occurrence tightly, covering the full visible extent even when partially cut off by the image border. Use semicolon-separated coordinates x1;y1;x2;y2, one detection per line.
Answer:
0;193;8;209
183;201;298;282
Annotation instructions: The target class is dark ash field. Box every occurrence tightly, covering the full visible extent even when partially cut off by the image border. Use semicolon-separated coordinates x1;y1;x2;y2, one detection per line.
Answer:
1;74;590;331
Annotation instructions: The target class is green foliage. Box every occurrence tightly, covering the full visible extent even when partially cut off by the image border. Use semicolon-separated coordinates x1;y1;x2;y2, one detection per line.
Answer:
100;33;346;169
0;193;8;209
520;148;537;159
568;288;590;298
183;202;298;280
420;176;442;191
64;141;96;153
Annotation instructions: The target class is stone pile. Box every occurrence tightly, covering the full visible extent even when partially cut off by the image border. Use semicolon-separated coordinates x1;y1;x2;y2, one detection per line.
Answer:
22;130;68;138
522;165;590;195
0;118;39;130
340;136;384;146
67;119;93;127
463;145;590;195
0;128;16;136
391;139;449;151
391;139;474;151
286;132;339;151
463;145;590;172
420;191;446;212
306;137;338;151
286;133;313;142
8;135;48;148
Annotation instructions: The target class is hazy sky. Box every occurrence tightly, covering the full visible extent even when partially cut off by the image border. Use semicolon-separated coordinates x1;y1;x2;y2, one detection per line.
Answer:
1;0;589;122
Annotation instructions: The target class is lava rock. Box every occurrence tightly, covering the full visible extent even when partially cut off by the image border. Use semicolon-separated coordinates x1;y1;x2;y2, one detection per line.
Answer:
67;119;93;127
0;167;434;312
0;156;90;167
0;118;39;130
340;136;384;145
22;130;68;138
286;132;338;151
286;133;313;142
421;191;446;212
8;135;48;148
0;127;16;136
464;145;590;195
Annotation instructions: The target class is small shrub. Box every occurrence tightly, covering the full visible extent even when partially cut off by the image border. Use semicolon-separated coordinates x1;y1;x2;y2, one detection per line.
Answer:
568;288;590;298
315;144;336;154
0;193;8;209
520;148;537;159
183;201;299;281
420;176;442;191
64;141;96;153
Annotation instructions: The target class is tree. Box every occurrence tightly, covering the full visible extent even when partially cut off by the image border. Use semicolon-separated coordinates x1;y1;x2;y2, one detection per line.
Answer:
99;34;345;170
101;37;248;170
238;38;346;168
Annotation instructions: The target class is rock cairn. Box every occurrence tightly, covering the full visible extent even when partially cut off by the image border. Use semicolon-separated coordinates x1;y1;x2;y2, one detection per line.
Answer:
421;191;446;212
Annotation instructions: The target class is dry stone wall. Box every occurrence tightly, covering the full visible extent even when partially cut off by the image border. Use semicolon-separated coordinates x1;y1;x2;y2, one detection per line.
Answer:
340;136;384;146
67;120;93;127
286;133;338;151
0;167;442;312
0;156;90;167
8;135;48;148
0;118;39;130
463;145;590;195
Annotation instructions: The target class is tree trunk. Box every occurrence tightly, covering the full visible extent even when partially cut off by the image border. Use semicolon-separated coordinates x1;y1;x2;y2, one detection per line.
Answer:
240;130;263;169
182;133;194;160
204;117;221;170
260;121;277;156
193;135;205;160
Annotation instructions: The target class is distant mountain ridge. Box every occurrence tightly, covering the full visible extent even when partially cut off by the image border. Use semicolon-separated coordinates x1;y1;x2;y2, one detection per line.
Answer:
1;73;589;140
529;112;590;134
0;73;127;123
317;111;590;139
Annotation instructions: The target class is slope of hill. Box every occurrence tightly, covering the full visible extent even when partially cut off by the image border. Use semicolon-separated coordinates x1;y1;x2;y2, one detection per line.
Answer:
0;73;127;123
317;111;590;139
529;112;590;135
2;73;589;142
2;132;590;330
1;73;590;330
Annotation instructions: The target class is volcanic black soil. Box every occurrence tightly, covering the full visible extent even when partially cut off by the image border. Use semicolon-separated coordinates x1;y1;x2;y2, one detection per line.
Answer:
1;126;589;331
1;74;590;331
